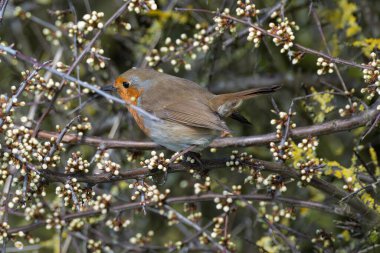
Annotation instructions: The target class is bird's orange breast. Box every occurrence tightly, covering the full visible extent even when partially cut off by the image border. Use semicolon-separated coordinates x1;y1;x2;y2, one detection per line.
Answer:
118;86;150;135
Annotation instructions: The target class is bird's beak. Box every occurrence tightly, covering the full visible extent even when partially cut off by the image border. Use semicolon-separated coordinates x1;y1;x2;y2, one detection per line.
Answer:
101;84;116;92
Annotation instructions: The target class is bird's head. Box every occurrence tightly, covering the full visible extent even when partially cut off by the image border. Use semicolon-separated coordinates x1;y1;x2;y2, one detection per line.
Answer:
113;68;148;104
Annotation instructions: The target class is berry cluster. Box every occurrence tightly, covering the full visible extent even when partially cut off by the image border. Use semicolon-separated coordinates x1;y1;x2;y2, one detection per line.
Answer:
145;24;217;72
340;102;360;117
270;111;297;139
129;230;154;245
93;194;112;214
194;176;211;195
65;151;90;173
263;174;287;195
184;203;202;222
269;140;293;161
167;210;179;226
141;151;170;172
236;0;260;17
129;182;170;207
21;70;60;101
297;137;319;152
247;27;263;48
269;111;297;161
316;57;334;75
260;202;295;223
68;218;85;231
361;52;380;100
69;117;92;137
87;239;112;253
68;11;104;37
86;47;107;70
25;202;46;221
297;159;322;183
343;176;358;192
311;229;335;250
225;150;264;184
55;178;94;210
106;217;131;232
214;196;234;213
268;18;298;53
97;160;121;176
210;216;236;251
126;0;158;14
295;137;323;183
0;222;10;244
214;8;236;34
45;208;66;230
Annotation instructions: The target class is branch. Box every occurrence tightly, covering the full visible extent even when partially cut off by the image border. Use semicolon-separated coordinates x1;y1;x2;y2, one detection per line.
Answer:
0;61;50;127
0;0;9;23
0;45;160;127
175;8;373;71
8;193;344;235
33;99;380;149
21;155;380;228
32;1;132;135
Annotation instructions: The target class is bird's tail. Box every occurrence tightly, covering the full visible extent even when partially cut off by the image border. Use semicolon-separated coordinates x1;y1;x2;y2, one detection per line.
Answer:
209;85;281;117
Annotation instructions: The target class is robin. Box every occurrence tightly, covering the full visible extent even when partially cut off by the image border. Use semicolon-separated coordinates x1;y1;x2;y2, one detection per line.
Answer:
108;68;279;152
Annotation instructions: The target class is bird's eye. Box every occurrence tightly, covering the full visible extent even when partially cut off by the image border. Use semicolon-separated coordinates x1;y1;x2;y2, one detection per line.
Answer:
122;81;130;88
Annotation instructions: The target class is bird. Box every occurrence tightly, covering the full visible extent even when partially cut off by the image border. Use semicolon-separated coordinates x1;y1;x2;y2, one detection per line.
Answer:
110;68;280;152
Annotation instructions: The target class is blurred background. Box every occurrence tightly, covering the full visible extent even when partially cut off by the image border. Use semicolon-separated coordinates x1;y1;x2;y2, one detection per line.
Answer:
0;0;380;252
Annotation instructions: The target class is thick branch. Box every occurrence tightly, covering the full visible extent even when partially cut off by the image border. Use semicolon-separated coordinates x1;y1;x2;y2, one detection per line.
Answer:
35;100;380;149
35;155;380;228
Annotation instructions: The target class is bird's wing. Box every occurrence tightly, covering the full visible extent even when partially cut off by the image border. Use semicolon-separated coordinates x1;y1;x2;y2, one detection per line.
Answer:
154;100;230;132
137;74;228;132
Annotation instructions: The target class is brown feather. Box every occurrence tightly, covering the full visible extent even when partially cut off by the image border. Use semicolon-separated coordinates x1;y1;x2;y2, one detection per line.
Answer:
209;85;281;116
154;101;229;131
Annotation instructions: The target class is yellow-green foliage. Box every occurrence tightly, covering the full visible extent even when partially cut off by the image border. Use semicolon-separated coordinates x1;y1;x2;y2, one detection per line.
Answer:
353;38;380;57
325;148;380;213
256;235;295;253
291;140;319;167
147;10;189;24
323;0;361;38
304;87;335;123
369;146;379;175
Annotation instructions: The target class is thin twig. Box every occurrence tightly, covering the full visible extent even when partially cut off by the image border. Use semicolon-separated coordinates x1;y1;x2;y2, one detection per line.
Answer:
311;8;351;105
162;205;229;252
0;0;9;23
46;115;81;159
0;61;50;127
